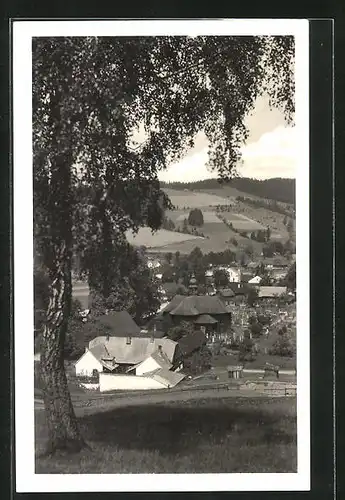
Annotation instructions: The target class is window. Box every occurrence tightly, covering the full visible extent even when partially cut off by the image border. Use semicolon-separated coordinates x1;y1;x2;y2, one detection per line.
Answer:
126;336;131;345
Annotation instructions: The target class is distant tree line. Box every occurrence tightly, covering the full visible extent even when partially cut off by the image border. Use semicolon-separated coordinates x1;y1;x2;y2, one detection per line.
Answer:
160;177;295;205
236;195;295;217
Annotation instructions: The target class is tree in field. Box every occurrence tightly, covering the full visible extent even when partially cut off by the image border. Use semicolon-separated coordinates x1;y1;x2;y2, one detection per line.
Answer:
238;337;256;363
247;287;258;307
182;218;189;233
165;252;173;265
256;230;267;243
188;208;204;227
33;35;294;453
244;243;254;258
285;261;296;290
187;247;206;284
269;332;295;357
213;268;230;288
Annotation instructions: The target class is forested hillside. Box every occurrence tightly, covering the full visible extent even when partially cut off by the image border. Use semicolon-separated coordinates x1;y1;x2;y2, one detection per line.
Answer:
160;177;295;205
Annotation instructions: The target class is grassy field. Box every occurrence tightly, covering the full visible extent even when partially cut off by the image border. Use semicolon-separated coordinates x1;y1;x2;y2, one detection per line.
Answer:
125;227;202;248
146;237;237;255
211;352;296;370
35;396;296;473
163;188;232;208
230;201;290;241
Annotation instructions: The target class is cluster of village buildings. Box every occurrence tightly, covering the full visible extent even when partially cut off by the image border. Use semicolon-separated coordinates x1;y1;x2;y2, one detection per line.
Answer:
71;253;295;393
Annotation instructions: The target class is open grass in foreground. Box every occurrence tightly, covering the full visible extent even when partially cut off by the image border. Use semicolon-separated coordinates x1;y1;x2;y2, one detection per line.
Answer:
35;396;296;474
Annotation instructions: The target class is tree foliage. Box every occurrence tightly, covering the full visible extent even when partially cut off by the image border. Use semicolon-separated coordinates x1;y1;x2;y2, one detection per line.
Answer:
183;345;212;375
33;35;295;453
85;244;160;324
285;262;296;290
167;320;194;342
188;208;204;227
247;287;258;307
269;332;295;357
213;268;230;288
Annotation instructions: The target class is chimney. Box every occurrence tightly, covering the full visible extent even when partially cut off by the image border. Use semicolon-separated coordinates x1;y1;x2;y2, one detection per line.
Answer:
85;346;88;353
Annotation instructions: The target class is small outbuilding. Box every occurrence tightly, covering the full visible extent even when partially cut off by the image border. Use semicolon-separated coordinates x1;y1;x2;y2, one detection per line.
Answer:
227;365;244;379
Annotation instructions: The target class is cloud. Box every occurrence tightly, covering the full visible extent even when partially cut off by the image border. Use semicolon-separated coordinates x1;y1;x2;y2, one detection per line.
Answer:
159;147;210;183
158;125;296;182
239;125;297;179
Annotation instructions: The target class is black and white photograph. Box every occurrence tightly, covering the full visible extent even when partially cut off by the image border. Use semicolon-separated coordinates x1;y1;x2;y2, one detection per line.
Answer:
13;19;310;492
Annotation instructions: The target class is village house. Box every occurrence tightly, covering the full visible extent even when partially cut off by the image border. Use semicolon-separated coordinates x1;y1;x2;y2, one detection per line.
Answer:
257;286;288;304
74;334;186;392
160;294;232;340
76;335;178;375
261;256;290;270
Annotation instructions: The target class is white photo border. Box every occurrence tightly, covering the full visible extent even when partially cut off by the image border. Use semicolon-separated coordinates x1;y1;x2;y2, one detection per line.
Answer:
13;18;310;493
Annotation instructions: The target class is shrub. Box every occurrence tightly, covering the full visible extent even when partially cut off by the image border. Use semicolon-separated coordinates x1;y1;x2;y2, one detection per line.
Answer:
269;333;295;357
250;321;263;338
238;337;256;362
184;345;212;375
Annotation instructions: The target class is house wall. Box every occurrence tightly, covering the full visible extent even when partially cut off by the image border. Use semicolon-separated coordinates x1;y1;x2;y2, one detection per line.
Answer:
135;356;162;376
99;373;164;392
75;351;103;377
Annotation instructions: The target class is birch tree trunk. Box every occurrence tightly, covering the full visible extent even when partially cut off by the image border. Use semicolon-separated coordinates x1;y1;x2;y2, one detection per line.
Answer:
40;243;86;454
39;149;86;454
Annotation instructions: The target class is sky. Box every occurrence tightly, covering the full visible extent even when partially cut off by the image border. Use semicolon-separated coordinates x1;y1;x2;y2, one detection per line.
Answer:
157;95;296;183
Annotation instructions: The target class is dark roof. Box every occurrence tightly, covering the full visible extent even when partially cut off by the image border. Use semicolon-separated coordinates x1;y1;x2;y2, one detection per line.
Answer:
194;314;218;324
178;330;207;356
96;311;141;337
168;295;230;316
160;295;186;314
147;329;167;339
241;272;253;283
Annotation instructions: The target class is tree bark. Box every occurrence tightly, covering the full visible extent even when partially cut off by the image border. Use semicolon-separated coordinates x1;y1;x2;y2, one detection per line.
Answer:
39;106;87;453
40;241;86;454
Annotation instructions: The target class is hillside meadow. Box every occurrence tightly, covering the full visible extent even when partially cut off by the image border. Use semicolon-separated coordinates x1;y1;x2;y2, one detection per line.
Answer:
125;188;292;255
35;396;297;474
163;188;234;208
